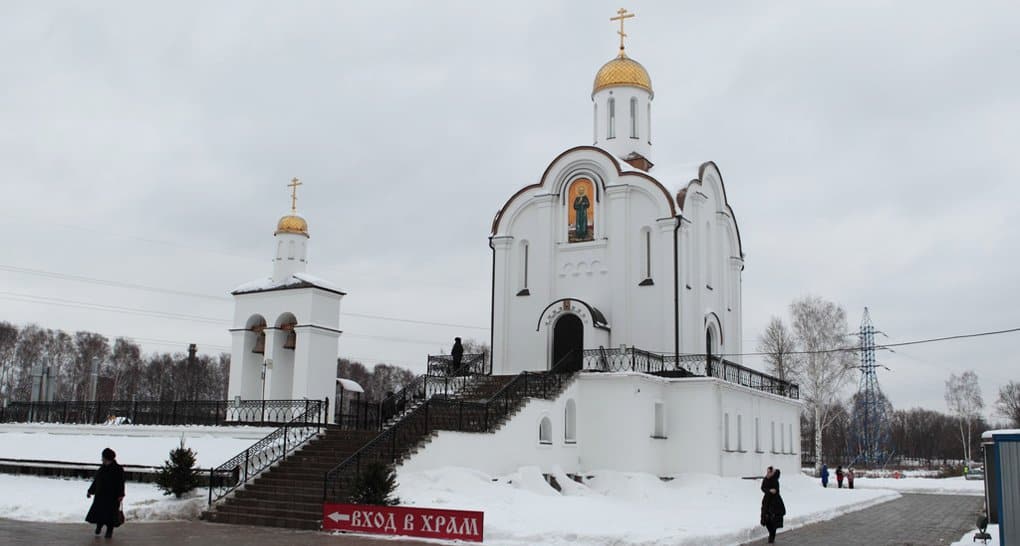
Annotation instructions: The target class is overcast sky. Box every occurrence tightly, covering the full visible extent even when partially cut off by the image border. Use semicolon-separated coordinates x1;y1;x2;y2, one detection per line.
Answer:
1;1;1017;417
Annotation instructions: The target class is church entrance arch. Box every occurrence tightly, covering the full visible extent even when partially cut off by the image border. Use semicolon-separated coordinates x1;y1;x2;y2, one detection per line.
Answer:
552;314;583;372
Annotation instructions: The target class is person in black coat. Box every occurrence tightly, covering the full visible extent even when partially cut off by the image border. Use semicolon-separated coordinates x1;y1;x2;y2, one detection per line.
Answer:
760;466;786;544
451;337;464;371
86;447;125;538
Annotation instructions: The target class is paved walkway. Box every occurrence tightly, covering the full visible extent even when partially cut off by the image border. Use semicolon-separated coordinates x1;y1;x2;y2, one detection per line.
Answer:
0;519;436;546
743;493;982;546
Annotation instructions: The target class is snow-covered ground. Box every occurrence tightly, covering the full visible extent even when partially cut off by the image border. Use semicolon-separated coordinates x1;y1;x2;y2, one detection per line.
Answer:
396;466;901;545
0;474;204;522
951;525;1000;546
852;475;984;496
0;423;274;467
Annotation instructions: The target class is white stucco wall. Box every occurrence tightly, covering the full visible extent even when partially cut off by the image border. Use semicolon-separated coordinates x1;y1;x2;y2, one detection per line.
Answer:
399;373;801;478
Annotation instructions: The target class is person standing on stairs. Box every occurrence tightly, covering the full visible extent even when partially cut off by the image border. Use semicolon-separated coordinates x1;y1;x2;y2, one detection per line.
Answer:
451;337;464;372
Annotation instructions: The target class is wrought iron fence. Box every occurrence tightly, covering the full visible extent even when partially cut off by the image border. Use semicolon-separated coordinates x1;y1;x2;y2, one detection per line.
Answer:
207;398;328;505
338;354;489;431
576;347;799;400
426;353;488;377
0;399;321;426
324;359;575;504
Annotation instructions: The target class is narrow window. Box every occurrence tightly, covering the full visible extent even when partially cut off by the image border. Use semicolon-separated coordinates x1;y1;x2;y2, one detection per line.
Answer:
737;414;743;451
288;240;296;260
539;416;552;445
780;422;786;454
564;400;576;443
724;412;730;451
788;423;794;453
647;103;652;144
704;221;713;288
607;98;616;139
644;229;651;279
771;421;776;453
653;402;665;438
629;97;638;138
755;417;760;452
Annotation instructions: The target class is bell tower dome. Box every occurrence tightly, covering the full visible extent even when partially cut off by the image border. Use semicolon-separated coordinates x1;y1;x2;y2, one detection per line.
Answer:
272;177;310;282
592;8;654;171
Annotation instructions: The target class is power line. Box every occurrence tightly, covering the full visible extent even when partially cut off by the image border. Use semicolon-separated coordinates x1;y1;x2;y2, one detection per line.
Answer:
712;326;1020;358
0;263;489;330
0;291;453;346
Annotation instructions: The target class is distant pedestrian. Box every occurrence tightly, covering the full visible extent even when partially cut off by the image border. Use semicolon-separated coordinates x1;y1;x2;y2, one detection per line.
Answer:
836;465;844;488
820;464;829;488
451;337;464;371
847;467;855;489
86;448;125;538
760;466;786;544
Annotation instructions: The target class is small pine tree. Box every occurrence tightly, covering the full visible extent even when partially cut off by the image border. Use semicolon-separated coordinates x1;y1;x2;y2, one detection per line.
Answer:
350;462;400;506
155;438;201;498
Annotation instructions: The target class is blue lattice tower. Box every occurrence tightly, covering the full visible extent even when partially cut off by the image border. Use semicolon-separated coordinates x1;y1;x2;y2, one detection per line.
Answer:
850;307;892;466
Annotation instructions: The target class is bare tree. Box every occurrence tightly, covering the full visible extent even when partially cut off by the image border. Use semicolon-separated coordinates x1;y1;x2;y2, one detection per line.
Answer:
109;338;143;400
0;322;18;405
995;380;1020;428
945;370;984;463
757;316;801;384
72;332;110;401
790;296;856;472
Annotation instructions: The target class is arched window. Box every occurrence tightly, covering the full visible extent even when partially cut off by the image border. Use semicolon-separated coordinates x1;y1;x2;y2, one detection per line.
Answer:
521;240;529;291
607;97;616;139
276;241;283;260
647;103;652;144
539;416;552;445
629;97;638;138
288;240;296;260
564;400;576;443
640;227;652;281
737;414;743;451
300;242;307;263
704;221;713;288
724;412;731;450
653;401;665;438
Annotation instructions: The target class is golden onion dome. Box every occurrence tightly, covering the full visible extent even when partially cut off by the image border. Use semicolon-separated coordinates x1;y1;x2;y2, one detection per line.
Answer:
275;213;309;237
592;51;653;97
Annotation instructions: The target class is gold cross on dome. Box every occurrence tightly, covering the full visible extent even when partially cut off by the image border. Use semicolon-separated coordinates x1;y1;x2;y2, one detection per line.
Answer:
610;8;635;53
288;177;302;212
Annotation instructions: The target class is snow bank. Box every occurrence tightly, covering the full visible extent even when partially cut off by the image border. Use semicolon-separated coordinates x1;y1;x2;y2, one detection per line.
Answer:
951;525;1000;546
852;476;984;496
396;467;899;545
0;475;204;522
0;424;272;467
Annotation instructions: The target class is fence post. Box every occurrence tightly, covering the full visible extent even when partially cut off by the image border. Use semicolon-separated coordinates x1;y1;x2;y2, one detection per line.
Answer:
283;427;288;459
458;401;463;430
261;399;266;425
243;448;249;483
208;467;214;505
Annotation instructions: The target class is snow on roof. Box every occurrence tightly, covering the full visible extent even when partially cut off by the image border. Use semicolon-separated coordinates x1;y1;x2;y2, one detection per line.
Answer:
336;378;364;393
982;429;1020;439
231;272;344;296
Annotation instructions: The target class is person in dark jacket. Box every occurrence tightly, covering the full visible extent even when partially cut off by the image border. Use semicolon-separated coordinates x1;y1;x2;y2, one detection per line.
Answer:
451;337;464;370
86;447;125;538
836;465;844;488
820;464;829;488
760;466;786;544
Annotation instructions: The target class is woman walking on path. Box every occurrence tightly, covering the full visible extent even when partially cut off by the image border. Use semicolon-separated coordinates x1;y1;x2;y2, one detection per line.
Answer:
820;464;829;488
86;448;125;538
760;466;786;544
836;465;844;488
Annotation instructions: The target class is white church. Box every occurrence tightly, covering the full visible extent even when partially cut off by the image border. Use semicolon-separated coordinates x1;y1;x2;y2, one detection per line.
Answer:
226;11;801;482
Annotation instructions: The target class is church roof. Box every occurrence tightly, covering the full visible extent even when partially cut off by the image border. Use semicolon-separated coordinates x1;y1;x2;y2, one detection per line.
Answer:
593;52;653;97
231;272;345;296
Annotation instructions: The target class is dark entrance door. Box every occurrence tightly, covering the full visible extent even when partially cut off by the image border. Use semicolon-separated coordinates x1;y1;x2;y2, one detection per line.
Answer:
706;327;715;376
552;314;583;372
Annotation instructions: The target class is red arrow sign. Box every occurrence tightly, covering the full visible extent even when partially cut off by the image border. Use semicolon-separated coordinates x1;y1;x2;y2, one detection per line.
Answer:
322;503;483;542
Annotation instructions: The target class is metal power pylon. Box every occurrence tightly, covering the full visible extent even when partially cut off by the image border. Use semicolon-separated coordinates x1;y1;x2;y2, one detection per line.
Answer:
850;307;892;466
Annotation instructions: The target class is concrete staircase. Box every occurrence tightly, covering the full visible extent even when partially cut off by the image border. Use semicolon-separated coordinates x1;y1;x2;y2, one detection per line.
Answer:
205;372;571;530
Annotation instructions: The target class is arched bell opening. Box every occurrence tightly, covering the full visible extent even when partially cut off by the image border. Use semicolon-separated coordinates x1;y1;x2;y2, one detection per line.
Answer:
241;315;268;400
268;312;298;400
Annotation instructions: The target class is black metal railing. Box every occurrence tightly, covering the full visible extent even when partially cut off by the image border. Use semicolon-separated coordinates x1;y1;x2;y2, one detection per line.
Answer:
0;399;322;426
338;354;490;431
207;398;328;505
577;347;799;399
324;357;576;503
426;353;488;377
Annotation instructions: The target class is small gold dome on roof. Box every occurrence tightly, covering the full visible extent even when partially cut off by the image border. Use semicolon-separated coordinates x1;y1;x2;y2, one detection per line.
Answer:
275;214;308;237
593;51;653;97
